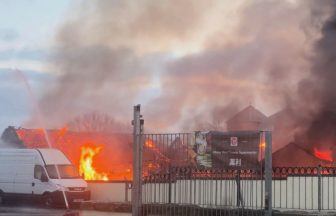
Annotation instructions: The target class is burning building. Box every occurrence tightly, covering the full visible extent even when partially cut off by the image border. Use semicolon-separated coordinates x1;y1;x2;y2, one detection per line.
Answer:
225;105;336;167
1;101;335;178
0;126;194;180
1;126;133;181
272;142;334;167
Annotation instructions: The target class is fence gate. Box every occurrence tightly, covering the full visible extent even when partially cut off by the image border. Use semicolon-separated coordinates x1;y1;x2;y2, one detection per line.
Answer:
132;105;272;216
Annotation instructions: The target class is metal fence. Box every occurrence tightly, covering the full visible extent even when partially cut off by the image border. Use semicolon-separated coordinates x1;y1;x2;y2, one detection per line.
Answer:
131;105;273;216
130;105;336;215
140;133;271;216
271;166;336;211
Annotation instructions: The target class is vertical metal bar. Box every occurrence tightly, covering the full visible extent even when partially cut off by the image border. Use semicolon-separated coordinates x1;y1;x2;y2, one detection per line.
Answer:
194;168;197;216
318;165;322;212
198;173;201;213
328;175;330;210
273;174;275;209
169;166;172;204
310;175;315;209
236;171;241;207
254;174;256;210
125;182;129;202
202;173;205;216
132;104;143;216
333;170;335;210
305;175;306;210
215;171;218;214
220;171;223;216
228;174;231;207
249;173;252;209
280;177;282;208
264;131;272;216
292;176;294;209
298;176;301;209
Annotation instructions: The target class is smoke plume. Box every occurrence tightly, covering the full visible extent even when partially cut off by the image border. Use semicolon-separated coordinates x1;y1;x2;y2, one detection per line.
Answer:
295;1;336;151
31;0;335;142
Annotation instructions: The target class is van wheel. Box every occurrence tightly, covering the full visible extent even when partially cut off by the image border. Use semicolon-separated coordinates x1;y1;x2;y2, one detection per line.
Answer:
43;193;53;207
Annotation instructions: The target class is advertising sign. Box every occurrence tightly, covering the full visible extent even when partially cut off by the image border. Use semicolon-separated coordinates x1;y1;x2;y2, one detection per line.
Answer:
194;131;260;169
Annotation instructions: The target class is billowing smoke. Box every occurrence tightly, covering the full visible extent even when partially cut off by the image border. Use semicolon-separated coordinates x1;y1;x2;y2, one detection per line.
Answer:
35;0;214;130
294;1;336;151
31;0;334;141
0;137;20;149
0;140;15;148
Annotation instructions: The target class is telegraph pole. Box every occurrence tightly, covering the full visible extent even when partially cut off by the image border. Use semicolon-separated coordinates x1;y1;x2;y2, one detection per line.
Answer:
132;105;143;216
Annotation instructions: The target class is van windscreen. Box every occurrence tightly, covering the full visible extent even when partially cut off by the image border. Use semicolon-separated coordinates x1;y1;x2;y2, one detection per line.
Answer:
45;165;80;179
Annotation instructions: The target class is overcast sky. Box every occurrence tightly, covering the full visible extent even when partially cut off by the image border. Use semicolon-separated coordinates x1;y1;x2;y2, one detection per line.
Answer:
0;0;71;131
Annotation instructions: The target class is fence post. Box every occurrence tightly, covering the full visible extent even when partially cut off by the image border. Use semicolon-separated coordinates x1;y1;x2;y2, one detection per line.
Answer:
264;131;272;216
132;104;143;216
168;166;172;204
318;165;322;212
125;182;129;202
236;170;242;207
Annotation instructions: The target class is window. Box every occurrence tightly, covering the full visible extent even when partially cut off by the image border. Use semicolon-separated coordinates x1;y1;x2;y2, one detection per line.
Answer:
45;165;80;179
34;165;44;180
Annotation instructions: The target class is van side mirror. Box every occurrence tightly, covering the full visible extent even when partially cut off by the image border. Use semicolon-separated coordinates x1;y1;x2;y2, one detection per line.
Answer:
41;174;49;182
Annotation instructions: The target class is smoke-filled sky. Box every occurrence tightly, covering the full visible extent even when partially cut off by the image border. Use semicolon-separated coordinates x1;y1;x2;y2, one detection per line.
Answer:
0;0;335;134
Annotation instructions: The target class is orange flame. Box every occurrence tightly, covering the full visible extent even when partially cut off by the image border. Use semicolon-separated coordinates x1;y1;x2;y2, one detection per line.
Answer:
57;126;68;138
79;146;109;181
145;139;155;148
313;148;333;162
145;139;170;163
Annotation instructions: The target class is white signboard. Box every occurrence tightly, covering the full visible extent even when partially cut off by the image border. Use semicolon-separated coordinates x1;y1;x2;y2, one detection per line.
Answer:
230;137;238;146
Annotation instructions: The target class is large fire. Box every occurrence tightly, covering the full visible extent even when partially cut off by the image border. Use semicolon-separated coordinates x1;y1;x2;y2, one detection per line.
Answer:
15;127;133;180
313;148;333;162
79;146;109;181
14;127;200;179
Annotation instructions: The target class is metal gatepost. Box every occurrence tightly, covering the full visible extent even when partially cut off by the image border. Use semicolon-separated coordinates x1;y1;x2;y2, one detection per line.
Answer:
264;131;272;216
132;104;143;216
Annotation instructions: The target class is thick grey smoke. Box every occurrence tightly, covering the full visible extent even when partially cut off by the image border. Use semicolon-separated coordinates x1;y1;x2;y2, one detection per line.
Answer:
35;0;214;129
32;0;334;141
295;1;336;151
145;0;312;131
0;139;18;148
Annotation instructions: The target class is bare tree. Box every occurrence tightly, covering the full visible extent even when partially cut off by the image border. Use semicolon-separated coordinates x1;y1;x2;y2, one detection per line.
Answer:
67;112;130;132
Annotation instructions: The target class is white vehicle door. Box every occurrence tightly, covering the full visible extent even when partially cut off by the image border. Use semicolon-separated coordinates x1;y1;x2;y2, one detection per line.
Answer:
13;164;33;194
0;165;15;193
32;165;49;195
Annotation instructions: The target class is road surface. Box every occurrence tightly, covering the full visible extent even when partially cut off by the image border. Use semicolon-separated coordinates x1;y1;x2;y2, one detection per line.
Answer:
0;205;131;216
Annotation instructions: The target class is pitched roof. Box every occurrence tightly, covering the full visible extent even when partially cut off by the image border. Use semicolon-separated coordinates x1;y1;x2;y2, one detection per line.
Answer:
272;142;332;167
226;105;267;124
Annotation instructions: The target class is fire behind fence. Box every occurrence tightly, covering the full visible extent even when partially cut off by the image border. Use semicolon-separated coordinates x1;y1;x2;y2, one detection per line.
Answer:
138;133;336;215
140;132;272;216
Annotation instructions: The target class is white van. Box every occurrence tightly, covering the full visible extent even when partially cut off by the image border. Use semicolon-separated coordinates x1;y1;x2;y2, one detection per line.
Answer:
0;148;90;206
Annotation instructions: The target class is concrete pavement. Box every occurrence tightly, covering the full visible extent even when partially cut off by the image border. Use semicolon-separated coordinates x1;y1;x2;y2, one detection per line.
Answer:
0;205;131;216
